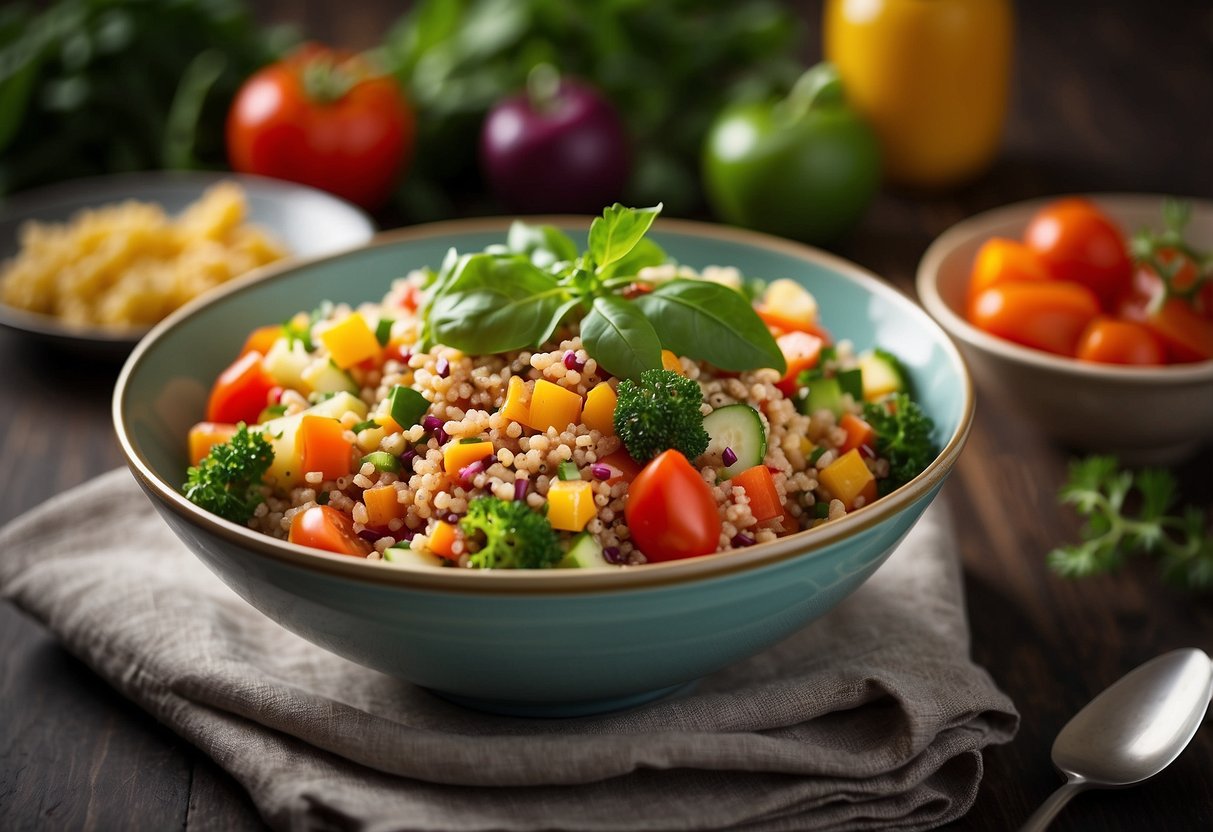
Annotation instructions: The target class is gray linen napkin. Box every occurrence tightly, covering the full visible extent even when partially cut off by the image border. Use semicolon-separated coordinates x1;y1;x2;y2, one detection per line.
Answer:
0;469;1017;832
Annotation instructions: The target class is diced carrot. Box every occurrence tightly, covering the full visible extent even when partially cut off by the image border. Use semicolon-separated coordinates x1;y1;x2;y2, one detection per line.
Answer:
363;485;403;527
661;350;684;374
838;413;877;458
188;421;239;466
547;479;597;531
499;376;531;424
582;382;617;435
774;330;824;398
300;415;354;480
732;465;783;522
239;324;283;359
819;448;877;511
319;313;381;369
527;379;583;432
428;520;461;560
778;506;800;536
598;449;642;483
443;438;494;474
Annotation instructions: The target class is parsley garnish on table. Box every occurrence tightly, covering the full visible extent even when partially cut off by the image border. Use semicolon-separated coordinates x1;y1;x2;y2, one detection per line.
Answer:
1048;456;1213;590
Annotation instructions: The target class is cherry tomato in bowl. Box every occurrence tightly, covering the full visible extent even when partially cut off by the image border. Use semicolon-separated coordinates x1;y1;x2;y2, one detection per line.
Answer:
227;44;415;211
1023;197;1132;311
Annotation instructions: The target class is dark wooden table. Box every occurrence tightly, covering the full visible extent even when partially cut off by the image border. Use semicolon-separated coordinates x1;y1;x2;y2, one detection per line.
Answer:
3;2;1211;830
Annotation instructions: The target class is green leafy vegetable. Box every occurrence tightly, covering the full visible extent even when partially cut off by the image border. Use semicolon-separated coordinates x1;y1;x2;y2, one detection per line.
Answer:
459;496;564;569
1129;199;1213;304
588;203;662;269
613;369;709;463
182;424;274;524
580;295;663;381
861;393;937;495
1049;456;1213;590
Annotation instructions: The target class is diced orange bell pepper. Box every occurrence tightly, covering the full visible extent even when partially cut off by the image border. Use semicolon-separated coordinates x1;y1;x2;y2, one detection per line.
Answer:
661;350;684;374
428;520;461;560
443;438;494;474
239;324;283;359
732;465;783;522
819;448;877;511
838;413;877;457
319;312;381;369
547;479;597;531
527;379;583;433
499;376;531;424
300;415;354;480
774;330;824;398
582;382;617;435
188;421;239;465
363;485;403;527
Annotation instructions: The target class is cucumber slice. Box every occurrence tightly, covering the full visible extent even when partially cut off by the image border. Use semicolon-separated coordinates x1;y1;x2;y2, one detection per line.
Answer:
857;348;907;401
558;533;610;568
301;358;358;395
703;403;766;479
801;375;843;417
383;545;444;568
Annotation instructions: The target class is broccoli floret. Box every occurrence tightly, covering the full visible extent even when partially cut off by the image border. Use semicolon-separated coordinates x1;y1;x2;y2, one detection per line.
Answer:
182;424;274;524
862;393;938;495
613;369;708;463
459;496;564;569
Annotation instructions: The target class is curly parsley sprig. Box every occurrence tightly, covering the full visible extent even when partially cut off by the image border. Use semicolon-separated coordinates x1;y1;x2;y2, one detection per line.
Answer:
1048;456;1213;590
182;424;274;525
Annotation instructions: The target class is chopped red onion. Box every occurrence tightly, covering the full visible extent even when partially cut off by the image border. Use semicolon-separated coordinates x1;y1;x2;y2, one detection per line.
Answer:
357;530;380;542
400;449;417;470
731;532;756;548
722;447;738;467
458;457;490;486
590;463;612;480
422;415;447;444
514;478;530;501
435;356;450;378
603;546;624;564
563;350;585;371
445;512;461;525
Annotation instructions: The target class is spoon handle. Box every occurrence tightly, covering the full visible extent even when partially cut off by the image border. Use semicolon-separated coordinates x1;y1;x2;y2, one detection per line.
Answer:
1018;778;1088;832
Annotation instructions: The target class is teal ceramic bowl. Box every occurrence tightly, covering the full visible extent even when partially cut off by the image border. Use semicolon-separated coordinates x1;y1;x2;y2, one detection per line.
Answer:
114;217;973;716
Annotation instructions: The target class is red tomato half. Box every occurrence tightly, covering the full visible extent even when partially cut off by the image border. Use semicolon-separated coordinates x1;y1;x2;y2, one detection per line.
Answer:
968;281;1100;356
206;351;277;425
227;44;415;210
288;505;374;557
1024;198;1132;311
625;450;721;562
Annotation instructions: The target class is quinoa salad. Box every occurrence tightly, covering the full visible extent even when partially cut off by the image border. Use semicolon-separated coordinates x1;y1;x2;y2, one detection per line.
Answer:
184;204;938;569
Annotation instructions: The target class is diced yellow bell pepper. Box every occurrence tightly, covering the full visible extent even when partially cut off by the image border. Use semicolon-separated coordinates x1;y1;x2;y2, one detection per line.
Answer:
500;376;531;424
364;485;403;527
547;479;597;532
661;350;684;374
527;379;582;433
582;382;617;435
818;448;877;511
319;312;380;369
443;438;494;474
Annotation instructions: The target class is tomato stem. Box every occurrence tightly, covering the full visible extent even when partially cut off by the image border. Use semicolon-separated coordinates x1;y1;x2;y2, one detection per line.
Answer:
301;55;357;104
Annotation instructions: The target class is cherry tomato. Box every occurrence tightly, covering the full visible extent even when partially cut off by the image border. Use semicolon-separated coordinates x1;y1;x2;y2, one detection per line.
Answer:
227;44;415;211
1119;268;1213;363
968;281;1100;356
1074;317;1166;366
206;350;277;425
966;237;1051;315
1023;198;1132;310
288;505;374;557
625;450;721;562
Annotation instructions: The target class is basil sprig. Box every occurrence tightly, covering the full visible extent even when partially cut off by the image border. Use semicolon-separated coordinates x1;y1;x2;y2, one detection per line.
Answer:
418;204;785;378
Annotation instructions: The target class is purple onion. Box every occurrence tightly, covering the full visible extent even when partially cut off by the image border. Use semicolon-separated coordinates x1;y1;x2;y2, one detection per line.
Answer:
358;530;381;542
458;456;491;486
591;463;612;480
514;478;530;501
396;529;416;542
445;512;461;525
722;447;738;467
563;350;585;371
731;532;756;548
422;415;447;445
603;546;624;564
400;449;418;470
435;356;450;378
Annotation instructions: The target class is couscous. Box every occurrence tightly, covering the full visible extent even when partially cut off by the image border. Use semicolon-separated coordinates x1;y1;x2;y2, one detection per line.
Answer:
184;205;937;568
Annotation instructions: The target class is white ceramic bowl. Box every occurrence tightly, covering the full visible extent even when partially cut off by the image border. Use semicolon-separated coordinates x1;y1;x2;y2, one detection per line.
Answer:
917;193;1213;465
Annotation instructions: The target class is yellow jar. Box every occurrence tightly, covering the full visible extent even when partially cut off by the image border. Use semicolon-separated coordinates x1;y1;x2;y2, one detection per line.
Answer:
824;0;1013;188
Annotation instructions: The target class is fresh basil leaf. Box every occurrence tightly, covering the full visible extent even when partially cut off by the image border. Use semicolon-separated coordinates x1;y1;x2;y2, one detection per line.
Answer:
598;237;668;281
588;203;662;271
635;279;786;373
536;295;584;346
580;295;662;380
507;220;579;270
427;253;567;353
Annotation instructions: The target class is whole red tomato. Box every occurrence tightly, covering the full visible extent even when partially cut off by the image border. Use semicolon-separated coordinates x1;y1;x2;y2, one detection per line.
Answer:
227;44;415;211
1023;198;1132;311
625;450;721;562
967;281;1100;356
1119;260;1213;363
1074;317;1166;366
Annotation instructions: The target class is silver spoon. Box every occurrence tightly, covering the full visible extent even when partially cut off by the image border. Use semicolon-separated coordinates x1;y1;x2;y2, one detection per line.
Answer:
1019;648;1213;831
